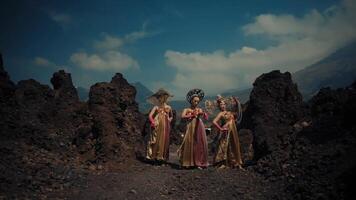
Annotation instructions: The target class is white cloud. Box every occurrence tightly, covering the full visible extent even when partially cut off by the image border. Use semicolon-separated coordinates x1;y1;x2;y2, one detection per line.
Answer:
70;23;157;72
33;57;69;71
70;51;139;71
165;0;356;97
48;12;72;28
33;57;55;67
93;22;157;50
94;34;124;50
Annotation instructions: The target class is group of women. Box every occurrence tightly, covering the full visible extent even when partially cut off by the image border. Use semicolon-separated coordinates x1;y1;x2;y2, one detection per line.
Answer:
145;88;243;169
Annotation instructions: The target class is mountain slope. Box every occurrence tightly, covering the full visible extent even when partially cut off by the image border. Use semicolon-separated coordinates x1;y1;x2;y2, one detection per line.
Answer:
132;82;154;113
293;42;356;99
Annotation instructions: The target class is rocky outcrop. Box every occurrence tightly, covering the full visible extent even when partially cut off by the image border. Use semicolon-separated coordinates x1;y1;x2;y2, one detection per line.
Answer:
289;82;356;199
51;70;79;105
85;73;145;165
241;70;356;199
242;70;305;159
0;68;88;198
0;57;144;198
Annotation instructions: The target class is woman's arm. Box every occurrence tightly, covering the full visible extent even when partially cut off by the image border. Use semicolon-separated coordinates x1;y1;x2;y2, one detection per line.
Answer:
148;106;157;127
212;112;226;131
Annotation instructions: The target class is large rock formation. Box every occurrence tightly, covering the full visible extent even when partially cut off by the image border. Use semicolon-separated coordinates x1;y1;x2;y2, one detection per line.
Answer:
242;70;305;159
241;70;356;199
84;73;145;165
290;82;356;199
51;70;79;105
0;64;95;198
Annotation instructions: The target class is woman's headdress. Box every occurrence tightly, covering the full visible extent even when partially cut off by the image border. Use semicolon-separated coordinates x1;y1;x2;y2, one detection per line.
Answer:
186;88;204;103
147;88;173;105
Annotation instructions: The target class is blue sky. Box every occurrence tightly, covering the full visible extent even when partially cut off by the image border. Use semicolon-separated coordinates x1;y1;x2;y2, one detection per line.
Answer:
1;0;356;99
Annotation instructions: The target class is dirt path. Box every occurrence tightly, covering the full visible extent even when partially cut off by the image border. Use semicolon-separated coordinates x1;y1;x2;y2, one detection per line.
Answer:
49;145;284;200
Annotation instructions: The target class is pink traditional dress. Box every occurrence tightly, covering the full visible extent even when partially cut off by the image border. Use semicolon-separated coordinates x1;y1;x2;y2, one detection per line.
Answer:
178;108;208;167
146;106;171;161
214;111;243;167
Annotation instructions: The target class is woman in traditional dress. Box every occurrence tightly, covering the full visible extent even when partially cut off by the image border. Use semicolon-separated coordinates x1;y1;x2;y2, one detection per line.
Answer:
212;95;243;169
146;89;173;163
178;89;209;169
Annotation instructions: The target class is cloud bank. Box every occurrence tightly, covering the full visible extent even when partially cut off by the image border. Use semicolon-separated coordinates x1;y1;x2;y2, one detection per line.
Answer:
70;23;156;72
165;0;356;97
70;51;139;71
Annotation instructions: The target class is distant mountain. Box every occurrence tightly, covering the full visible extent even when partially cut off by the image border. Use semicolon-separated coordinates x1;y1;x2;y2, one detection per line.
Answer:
77;87;89;101
293;42;356;99
132;82;153;102
132;82;154;113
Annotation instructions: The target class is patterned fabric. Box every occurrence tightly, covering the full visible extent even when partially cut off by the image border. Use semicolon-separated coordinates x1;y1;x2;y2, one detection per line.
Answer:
214;112;243;167
178;117;208;167
146;107;171;161
147;88;173;105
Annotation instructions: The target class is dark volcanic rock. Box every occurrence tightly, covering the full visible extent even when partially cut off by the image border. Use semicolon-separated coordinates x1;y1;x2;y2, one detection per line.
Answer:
239;129;254;162
242;69;356;199
305;84;356;143
0;62;145;198
51;70;79;105
242;70;305;159
0;67;92;198
86;73;145;165
0;53;15;99
290;83;356;199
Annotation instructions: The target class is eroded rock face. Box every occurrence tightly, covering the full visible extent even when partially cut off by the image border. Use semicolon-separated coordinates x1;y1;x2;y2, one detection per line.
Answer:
0;68;91;198
242;70;305;159
51;70;79;105
291;83;356;199
0;66;146;198
86;73;145;164
241;70;356;199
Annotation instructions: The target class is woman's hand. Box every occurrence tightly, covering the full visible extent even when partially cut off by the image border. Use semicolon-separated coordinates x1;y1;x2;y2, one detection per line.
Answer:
193;109;200;117
150;119;156;128
186;112;195;119
220;127;228;133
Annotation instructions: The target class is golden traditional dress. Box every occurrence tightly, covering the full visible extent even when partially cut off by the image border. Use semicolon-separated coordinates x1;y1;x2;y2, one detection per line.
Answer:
214;112;243;167
146;107;171;161
178;110;208;167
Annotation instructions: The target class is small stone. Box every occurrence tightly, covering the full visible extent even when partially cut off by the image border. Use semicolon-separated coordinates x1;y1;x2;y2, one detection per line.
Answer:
129;189;137;194
301;121;309;127
88;165;96;171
